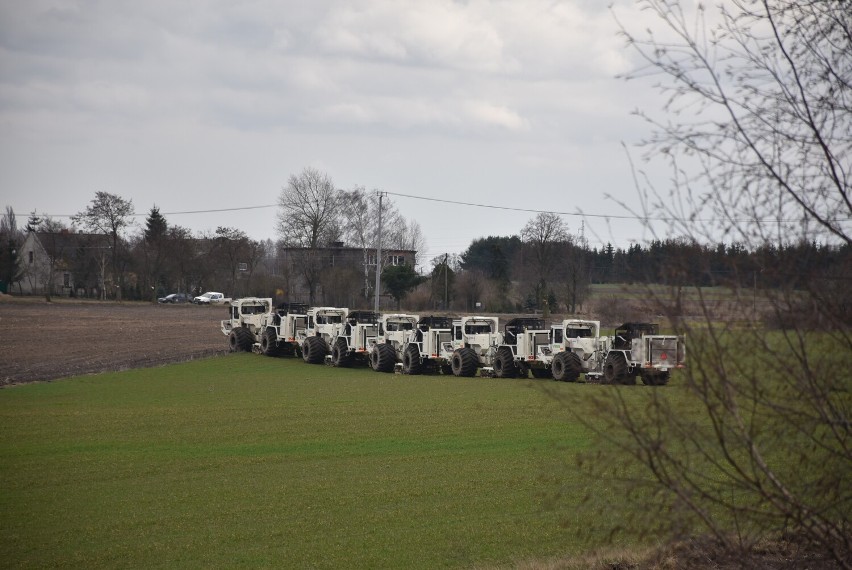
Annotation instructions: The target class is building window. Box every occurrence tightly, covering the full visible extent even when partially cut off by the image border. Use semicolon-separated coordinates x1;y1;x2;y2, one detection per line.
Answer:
237;262;248;272
28;251;33;264
63;273;70;287
388;255;405;266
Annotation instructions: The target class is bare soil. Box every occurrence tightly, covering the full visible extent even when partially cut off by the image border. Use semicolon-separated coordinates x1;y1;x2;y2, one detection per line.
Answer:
0;296;228;386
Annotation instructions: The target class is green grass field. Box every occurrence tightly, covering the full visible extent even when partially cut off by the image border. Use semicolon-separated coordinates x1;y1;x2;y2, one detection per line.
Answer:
1;356;675;568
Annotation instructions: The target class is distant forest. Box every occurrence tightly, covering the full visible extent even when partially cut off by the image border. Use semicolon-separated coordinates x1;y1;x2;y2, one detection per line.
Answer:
459;235;850;292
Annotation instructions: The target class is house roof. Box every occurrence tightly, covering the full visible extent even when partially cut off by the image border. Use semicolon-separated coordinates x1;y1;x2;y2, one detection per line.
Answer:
31;230;107;260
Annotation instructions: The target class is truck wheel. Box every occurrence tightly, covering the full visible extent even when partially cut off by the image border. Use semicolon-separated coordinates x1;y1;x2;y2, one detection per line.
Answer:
228;330;240;352
229;327;253;352
641;371;670;386
441;364;453;375
302;336;327;364
494;347;517;378
379;343;396;372
371;343;395;373
451;347;478;377
603;353;629;384
370;345;382;371
402;345;422;375
261;329;280;356
552;352;582;382
332;337;351;367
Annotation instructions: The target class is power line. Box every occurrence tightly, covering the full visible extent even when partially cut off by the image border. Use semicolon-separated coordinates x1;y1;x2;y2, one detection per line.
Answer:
20;191;851;224
383;191;852;224
28;204;277;219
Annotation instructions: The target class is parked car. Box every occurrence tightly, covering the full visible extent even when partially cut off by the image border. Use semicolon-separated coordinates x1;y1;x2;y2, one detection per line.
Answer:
158;293;192;304
193;292;231;305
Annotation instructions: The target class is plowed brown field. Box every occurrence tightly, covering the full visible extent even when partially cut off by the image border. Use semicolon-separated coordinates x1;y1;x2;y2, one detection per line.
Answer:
0;296;227;385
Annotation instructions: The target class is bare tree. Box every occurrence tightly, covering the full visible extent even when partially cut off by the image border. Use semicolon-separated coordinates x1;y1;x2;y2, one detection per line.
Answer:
339;187;394;301
562;2;851;566
388;216;427;263
73;192;135;300
557;242;590;314
520;212;570;309
277;167;341;248
211;227;254;297
337;186;426;300
454;268;487;312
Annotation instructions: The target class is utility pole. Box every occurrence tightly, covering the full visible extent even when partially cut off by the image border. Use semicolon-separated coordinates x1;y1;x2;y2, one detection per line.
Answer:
373;191;386;312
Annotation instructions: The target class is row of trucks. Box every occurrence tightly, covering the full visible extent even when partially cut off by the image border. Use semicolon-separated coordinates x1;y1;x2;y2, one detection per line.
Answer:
221;298;686;385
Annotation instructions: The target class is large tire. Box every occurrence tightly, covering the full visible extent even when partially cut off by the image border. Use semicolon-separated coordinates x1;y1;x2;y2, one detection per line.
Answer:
603;352;630;385
493;346;517;378
331;337;351;367
440;363;453;375
641;371;671;386
229;327;253;352
302;336;327;364
552;351;582;382
260;328;281;356
371;343;396;373
402;344;423;375
451;347;478;377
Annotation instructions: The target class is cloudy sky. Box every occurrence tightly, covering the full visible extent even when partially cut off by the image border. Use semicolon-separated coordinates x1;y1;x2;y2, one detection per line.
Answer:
1;0;677;267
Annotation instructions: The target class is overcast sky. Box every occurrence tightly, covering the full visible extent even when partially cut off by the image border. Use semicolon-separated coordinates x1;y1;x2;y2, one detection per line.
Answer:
1;0;679;267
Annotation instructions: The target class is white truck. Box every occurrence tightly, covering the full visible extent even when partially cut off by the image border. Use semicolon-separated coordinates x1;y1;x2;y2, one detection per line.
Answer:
220;298;308;356
302;307;349;365
491;317;553;379
370;313;420;373
550;320;605;382
194;291;231;305
600;322;685;385
550;320;685;385
330;310;380;367
447;316;502;377
398;315;454;375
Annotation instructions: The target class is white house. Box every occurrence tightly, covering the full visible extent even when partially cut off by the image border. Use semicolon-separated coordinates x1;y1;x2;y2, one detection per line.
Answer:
19;230;107;297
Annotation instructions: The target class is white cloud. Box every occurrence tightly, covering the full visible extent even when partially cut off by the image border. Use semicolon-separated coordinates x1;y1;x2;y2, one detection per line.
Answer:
464;101;529;131
0;0;673;249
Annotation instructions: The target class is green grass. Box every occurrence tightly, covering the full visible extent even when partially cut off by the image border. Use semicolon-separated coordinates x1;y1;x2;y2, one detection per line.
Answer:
0;356;671;568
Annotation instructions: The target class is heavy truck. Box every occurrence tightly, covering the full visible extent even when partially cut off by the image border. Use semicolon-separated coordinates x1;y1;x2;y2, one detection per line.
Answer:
549;320;685;385
490;317;554;379
601;322;685;385
550;319;603;382
370;313;420;372
330;310;380;367
447;316;503;377
398;315;454;375
302;307;349;364
221;298;308;356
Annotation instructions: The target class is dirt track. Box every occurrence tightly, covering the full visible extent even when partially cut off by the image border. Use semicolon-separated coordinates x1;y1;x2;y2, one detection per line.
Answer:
0;297;227;385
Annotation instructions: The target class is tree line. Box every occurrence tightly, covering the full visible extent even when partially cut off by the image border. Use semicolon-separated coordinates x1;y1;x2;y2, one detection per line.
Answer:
447;215;848;315
1;191;847;311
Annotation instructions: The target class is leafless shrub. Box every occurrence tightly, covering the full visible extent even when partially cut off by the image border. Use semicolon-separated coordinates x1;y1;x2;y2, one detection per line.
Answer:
555;1;852;567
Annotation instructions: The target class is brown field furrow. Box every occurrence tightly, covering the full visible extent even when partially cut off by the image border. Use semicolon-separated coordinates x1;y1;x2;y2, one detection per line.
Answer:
0;298;226;385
